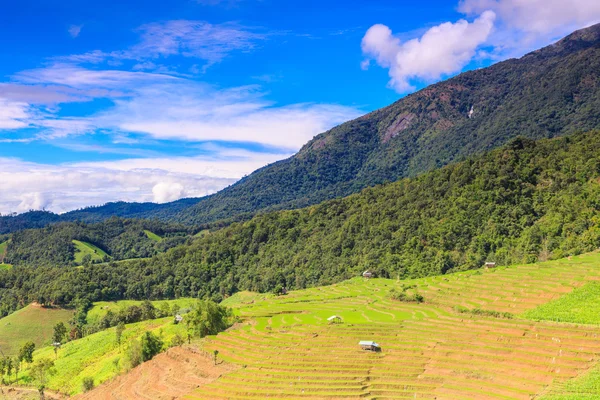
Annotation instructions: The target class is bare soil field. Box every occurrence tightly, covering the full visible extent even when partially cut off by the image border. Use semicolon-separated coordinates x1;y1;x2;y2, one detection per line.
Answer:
75;345;238;400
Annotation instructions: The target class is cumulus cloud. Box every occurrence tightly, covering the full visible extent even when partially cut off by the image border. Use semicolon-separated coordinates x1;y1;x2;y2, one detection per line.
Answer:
17;192;51;212
362;11;495;92
363;0;600;92
152;182;186;203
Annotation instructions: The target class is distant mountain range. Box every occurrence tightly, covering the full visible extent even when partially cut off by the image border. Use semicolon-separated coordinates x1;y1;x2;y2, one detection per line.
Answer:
3;23;600;234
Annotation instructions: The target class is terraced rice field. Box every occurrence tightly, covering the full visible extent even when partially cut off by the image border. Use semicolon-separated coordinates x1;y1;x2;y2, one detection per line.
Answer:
184;252;600;400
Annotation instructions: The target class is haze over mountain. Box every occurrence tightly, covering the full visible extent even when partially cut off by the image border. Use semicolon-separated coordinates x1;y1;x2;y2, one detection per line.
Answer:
2;22;600;233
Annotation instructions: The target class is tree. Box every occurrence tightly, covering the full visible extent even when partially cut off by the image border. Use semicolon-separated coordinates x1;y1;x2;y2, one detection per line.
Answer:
4;357;13;383
19;341;35;365
213;349;219;366
115;322;125;349
140;331;163;362
30;358;55;400
13;357;20;382
187;300;233;338
53;322;67;344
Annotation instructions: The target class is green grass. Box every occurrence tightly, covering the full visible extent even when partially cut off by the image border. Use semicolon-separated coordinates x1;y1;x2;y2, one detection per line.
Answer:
73;240;109;264
541;364;600;399
0;240;8;257
522;282;600;324
86;298;197;325
0;263;12;270
0;304;74;356
220;291;273;307
12;316;188;394
144;230;162;242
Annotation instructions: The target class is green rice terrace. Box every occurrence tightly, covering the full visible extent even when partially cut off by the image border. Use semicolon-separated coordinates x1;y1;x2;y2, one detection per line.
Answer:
185;251;600;400
4;252;600;399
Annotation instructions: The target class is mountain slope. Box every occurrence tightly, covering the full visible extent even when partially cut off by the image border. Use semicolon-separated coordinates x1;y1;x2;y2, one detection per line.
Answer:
174;22;600;225
2;23;600;232
2;131;599;310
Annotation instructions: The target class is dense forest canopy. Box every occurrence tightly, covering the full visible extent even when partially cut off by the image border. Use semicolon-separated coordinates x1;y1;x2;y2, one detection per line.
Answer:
2;23;600;232
4;218;193;267
1;132;599;317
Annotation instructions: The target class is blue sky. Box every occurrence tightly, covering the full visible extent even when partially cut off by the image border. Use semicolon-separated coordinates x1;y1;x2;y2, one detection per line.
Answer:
1;0;599;214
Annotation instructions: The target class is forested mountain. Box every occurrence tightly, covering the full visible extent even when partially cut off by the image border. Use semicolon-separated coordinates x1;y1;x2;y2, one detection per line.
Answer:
1;131;599;315
4;217;193;267
2;23;600;232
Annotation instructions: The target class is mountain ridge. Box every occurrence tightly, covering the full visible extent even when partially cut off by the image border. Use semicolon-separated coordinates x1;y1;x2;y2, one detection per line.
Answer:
3;22;600;232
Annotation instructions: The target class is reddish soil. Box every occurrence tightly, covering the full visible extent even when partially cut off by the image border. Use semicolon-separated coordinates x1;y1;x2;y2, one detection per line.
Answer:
74;346;238;400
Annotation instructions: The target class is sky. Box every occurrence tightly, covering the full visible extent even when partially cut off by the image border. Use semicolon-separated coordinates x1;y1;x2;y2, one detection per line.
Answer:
1;0;600;214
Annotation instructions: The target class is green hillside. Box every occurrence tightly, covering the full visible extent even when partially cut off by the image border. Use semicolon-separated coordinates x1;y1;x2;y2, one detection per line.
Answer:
0;304;73;356
31;251;600;399
73;240;109;264
1;132;600;312
4;217;191;267
15;316;187;394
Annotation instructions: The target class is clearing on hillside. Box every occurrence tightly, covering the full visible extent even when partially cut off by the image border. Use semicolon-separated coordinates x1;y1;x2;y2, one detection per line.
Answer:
143;230;162;242
0;263;11;270
73;240;108;264
0;240;7;263
0;304;73;356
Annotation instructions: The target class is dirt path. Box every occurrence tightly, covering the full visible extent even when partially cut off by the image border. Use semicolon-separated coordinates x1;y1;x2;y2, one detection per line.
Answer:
74;345;238;400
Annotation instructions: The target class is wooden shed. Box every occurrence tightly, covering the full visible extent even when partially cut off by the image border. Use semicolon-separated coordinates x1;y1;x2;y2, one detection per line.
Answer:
362;270;373;279
327;315;342;324
484;262;496;269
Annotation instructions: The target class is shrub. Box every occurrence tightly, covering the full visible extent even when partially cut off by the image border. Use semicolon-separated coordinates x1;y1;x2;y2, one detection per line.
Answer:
82;376;94;392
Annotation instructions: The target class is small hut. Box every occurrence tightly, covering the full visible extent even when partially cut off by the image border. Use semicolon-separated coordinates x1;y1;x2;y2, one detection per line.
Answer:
484;262;496;269
174;314;184;324
327;315;342;324
362;270;373;279
359;340;380;351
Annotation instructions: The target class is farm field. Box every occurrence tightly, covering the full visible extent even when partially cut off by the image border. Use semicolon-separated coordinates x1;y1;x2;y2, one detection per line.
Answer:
86;298;197;324
143;230;162;242
182;251;600;400
72;240;108;264
11;316;189;395
0;304;73;356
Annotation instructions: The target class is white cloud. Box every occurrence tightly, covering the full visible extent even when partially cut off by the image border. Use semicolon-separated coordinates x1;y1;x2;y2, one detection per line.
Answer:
459;0;600;56
68;25;83;38
17;192;51;212
127;20;267;70
16;64;178;89
152;182;186;203
0;98;31;129
459;0;600;36
0;146;295;214
106;83;360;149
361;11;496;92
